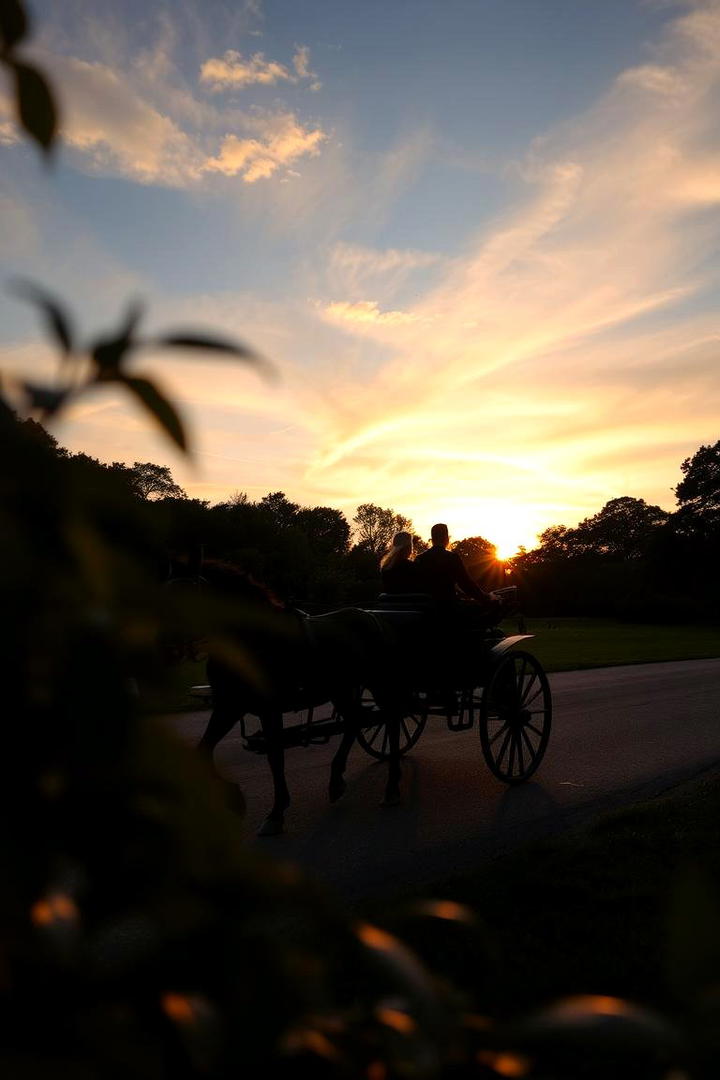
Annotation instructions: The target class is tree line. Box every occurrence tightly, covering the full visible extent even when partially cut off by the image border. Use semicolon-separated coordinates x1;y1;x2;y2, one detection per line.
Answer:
20;415;720;618
509;442;720;620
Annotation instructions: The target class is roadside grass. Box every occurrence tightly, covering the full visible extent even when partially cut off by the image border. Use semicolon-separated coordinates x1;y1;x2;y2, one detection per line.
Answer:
146;618;720;710
369;769;720;1017
503;616;720;672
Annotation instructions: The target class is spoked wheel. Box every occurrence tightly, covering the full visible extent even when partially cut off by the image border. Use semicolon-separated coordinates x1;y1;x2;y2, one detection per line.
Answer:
479;650;551;783
355;688;428;760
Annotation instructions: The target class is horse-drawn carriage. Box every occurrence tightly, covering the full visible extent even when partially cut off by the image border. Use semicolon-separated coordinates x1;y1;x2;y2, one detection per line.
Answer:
190;577;552;831
354;591;552;784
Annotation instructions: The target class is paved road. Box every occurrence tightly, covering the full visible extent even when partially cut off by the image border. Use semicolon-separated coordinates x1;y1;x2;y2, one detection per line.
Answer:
165;658;720;902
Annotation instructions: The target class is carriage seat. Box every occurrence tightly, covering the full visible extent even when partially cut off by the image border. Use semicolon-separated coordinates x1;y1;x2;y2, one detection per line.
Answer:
375;592;435;609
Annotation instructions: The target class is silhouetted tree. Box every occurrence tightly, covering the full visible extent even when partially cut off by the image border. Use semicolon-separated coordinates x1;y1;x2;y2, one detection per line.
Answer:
452;535;497;562
296;505;350;556
527;498;668;563
259;491;299;529
112;460;187;500
533;524;576;560
575;496;670;559
353;503;412;557
19;416;67;455
674;440;720;537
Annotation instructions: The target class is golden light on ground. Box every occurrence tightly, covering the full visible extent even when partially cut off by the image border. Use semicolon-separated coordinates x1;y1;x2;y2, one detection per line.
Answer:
476;1050;532;1077
161;992;196;1025
375;1007;417;1035
355;922;401;953
30;892;79;927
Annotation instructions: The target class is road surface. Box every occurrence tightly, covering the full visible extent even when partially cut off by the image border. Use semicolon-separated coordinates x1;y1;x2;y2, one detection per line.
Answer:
164;658;720;902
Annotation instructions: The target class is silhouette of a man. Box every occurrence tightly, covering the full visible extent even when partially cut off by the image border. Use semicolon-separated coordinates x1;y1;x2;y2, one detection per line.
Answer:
415;523;494;608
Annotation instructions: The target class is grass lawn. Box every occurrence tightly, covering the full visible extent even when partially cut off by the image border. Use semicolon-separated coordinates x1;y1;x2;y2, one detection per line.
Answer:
504;616;720;672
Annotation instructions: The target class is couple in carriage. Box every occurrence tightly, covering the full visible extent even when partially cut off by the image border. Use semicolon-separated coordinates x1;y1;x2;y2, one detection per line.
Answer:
379;522;511;625
377;521;515;719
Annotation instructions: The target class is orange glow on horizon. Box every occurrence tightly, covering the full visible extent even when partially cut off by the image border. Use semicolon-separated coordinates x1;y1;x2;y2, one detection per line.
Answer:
437;504;541;561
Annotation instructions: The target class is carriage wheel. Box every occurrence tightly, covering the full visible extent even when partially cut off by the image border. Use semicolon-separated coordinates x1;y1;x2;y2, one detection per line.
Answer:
479;650;551;783
355;688;427;760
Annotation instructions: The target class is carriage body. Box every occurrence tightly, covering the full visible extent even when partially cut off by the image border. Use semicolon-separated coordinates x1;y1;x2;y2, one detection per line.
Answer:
191;594;552;785
354;597;553;784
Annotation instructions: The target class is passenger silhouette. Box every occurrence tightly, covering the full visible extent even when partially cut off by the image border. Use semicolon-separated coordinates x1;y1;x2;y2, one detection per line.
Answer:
380;530;420;594
414;523;495;610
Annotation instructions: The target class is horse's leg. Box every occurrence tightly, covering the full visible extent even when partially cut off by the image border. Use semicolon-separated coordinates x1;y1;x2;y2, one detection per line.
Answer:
257;710;290;837
197;702;238;762
328;692;359;803
381;698;402;807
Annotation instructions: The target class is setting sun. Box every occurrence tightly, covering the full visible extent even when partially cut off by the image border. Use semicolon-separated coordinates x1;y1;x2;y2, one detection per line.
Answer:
491;533;526;562
415;501;543;561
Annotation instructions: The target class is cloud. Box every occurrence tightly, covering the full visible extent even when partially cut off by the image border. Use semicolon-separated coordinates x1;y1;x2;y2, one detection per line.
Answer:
291;0;720;531
293;45;311;79
292;44;321;89
200;45;318;90
617;63;687;97
11;1;720;545
203;111;327;182
0;120;18;145
326;242;443;296
5;42;329;187
321;300;421;327
37;54;206;185
200;50;293;89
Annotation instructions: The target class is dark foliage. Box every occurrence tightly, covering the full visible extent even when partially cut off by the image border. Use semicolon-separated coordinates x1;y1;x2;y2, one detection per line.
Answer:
510;488;720;621
0;0;58;154
2;5;718;1072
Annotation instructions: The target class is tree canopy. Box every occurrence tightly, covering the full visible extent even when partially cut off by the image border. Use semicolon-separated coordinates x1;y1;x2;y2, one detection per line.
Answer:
352;503;412;558
529;497;669;561
675;440;720;536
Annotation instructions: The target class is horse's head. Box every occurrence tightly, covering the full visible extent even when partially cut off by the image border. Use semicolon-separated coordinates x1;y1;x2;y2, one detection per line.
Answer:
160;559;290;670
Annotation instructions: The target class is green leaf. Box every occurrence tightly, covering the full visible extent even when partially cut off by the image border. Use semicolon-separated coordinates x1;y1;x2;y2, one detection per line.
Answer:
120;374;188;453
11;59;58;154
91;300;144;377
22;381;68;416
153;333;273;377
118;298;144;343
0;0;28;52
9;279;75;355
92;338;125;376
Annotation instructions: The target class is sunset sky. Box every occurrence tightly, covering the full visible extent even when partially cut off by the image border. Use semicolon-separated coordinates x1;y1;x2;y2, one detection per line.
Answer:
3;0;720;556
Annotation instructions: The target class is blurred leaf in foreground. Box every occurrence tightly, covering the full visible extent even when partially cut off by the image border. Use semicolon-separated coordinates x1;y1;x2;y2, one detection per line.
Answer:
0;0;58;155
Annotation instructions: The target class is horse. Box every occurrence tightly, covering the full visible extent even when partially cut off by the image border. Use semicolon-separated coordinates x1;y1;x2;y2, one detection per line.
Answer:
167;560;404;836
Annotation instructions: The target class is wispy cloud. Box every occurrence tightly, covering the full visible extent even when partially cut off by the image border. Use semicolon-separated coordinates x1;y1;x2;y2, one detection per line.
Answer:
325;242;443;297
294;0;720;532
199;45;318;90
200;50;292;89
203;110;327;182
41;55;206;185
2;30;328;188
321;299;421;326
9;0;720;547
